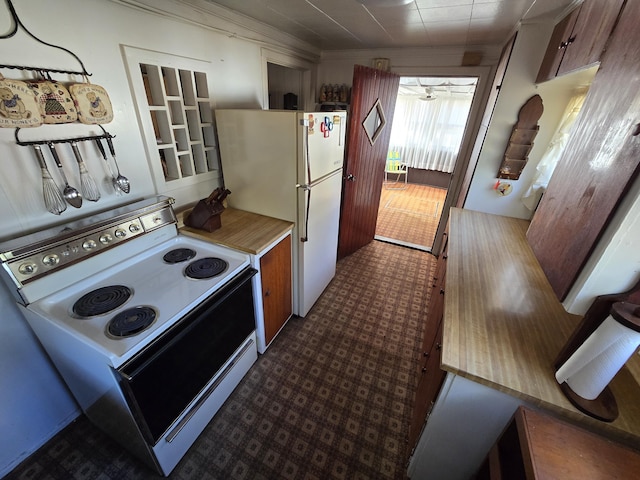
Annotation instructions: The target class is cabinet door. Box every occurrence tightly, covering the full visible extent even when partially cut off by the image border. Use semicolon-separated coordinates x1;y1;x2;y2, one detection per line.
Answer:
536;0;624;83
527;0;640;300
260;235;292;345
409;320;445;451
409;234;448;450
536;7;580;83
557;0;624;77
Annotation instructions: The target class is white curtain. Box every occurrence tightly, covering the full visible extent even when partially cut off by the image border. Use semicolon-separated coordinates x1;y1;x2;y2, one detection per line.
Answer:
388;93;473;173
521;87;588;211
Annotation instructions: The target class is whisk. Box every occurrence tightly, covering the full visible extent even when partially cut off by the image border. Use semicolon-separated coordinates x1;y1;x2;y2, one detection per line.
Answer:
71;142;101;202
33;145;66;215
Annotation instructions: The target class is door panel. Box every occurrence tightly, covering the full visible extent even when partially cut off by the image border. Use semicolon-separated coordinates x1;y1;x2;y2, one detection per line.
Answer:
298;171;343;316
338;65;400;259
305;112;347;183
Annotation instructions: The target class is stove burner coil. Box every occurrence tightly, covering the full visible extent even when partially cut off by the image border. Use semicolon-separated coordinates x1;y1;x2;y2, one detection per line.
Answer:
185;257;228;279
163;248;197;264
107;306;157;337
73;285;132;317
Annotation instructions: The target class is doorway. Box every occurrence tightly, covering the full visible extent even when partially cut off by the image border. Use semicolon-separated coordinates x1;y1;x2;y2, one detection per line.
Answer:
375;76;477;252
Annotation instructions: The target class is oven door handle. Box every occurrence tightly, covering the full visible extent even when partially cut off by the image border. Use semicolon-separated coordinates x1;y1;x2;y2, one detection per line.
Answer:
117;267;257;380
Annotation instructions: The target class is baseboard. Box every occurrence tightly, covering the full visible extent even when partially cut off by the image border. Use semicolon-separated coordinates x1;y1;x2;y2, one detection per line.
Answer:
0;409;81;478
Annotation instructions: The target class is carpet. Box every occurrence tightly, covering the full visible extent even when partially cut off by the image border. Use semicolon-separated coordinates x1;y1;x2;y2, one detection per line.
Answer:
5;240;437;480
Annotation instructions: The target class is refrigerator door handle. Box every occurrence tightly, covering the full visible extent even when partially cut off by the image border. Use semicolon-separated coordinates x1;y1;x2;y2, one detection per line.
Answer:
296;184;311;243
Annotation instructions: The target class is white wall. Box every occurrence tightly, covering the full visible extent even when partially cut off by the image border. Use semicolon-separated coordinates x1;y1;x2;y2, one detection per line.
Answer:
0;0;296;475
463;21;595;219
318;45;501;90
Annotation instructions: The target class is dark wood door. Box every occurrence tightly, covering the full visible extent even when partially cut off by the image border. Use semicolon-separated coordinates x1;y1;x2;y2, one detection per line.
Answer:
527;0;640;300
338;65;399;259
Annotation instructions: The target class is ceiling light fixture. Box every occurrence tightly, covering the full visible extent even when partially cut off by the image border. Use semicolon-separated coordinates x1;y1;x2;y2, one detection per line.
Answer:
356;0;414;7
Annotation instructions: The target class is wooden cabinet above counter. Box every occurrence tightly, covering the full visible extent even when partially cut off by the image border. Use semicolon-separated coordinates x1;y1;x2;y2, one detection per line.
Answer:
535;0;624;83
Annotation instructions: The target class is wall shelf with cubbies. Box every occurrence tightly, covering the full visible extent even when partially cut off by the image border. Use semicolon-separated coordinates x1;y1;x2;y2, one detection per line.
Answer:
140;63;219;183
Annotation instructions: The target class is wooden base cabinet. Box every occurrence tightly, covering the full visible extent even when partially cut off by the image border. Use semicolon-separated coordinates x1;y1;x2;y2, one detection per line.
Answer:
408;232;449;451
251;232;293;353
477;407;640;479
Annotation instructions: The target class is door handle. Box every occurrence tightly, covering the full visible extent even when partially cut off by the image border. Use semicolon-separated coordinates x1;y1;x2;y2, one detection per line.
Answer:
346;174;355;181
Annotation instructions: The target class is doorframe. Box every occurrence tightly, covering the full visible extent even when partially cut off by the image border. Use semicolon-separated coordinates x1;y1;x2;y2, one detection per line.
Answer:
261;48;316;110
391;65;494;255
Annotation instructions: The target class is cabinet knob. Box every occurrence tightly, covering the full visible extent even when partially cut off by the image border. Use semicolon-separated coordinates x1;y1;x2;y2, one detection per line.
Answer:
559;35;576;49
436;343;442;351
440;289;445;295
422;367;427;373
423;351;429;357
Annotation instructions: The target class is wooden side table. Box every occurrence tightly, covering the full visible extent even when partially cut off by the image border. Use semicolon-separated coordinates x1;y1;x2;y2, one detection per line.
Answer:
477;406;640;479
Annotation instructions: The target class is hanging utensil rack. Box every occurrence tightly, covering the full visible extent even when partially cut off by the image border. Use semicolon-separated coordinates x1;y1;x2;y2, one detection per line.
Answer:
1;0;112;147
0;0;91;78
14;126;114;147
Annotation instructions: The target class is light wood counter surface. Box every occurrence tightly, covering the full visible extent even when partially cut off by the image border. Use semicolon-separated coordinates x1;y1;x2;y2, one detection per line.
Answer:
443;207;640;448
177;207;293;255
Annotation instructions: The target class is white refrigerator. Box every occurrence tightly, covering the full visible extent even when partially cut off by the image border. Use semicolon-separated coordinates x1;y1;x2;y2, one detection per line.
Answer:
215;109;347;317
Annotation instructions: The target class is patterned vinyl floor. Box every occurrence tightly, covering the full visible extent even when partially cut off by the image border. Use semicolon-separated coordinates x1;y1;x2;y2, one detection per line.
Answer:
376;183;447;250
6;241;437;480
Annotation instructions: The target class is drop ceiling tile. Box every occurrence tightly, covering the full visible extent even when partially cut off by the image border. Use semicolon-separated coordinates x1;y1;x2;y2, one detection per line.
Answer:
418;5;473;23
415;0;473;7
369;8;424;26
471;1;529;20
424;20;470;34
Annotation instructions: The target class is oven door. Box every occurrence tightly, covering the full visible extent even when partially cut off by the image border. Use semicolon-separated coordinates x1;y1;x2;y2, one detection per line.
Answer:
116;267;257;444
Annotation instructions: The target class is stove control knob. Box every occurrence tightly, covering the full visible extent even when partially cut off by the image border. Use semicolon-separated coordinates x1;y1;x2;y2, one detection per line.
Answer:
114;228;127;238
129;223;141;233
42;254;60;267
18;262;37;275
83;239;97;251
99;233;113;244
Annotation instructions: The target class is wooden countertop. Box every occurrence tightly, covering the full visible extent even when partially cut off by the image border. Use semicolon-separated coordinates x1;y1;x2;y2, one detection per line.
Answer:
443;207;640;448
178;207;293;255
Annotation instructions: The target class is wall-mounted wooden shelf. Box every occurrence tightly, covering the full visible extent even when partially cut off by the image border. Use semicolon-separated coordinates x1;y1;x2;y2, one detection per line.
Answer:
497;95;543;180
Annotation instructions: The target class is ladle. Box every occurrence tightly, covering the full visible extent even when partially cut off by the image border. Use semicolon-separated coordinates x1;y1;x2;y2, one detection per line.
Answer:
48;143;82;208
105;136;130;194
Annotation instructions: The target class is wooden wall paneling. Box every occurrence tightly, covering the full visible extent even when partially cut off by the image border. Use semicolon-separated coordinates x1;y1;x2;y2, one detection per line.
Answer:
526;0;640;300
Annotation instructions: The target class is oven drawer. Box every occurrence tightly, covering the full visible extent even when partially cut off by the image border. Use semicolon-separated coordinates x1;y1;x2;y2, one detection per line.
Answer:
116;267;257;444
